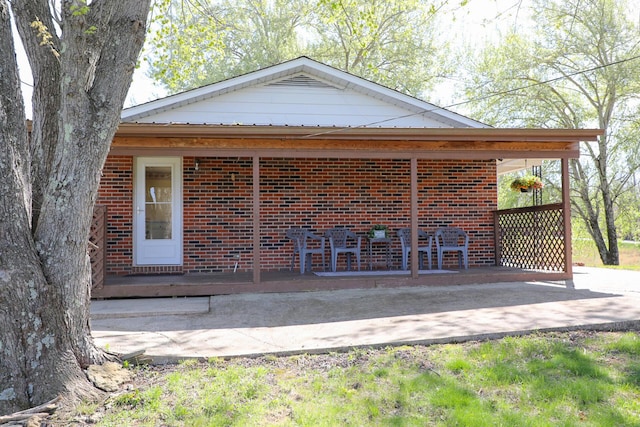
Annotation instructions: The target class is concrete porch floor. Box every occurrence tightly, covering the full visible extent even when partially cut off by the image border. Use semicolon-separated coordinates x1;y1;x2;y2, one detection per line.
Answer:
94;266;571;298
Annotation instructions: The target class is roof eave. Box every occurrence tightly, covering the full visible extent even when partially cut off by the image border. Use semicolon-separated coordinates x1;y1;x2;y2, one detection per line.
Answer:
114;123;602;143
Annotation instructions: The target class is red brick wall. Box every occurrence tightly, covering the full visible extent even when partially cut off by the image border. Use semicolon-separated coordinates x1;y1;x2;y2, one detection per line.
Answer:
183;158;253;272
98;156;497;275
97;156;133;275
260;158;497;270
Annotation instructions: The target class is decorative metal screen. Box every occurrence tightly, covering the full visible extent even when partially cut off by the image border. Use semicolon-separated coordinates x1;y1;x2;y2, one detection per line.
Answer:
90;205;107;291
494;203;565;271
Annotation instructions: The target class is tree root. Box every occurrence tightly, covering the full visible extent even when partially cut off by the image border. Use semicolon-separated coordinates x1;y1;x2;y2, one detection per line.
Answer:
0;396;60;426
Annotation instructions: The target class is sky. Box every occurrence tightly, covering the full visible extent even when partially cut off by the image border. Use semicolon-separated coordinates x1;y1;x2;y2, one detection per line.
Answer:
14;0;640;117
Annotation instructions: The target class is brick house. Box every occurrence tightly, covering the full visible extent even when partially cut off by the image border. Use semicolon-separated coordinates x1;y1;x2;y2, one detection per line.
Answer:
91;57;601;298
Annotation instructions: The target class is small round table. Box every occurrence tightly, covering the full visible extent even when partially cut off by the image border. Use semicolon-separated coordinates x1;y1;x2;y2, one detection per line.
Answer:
367;237;392;270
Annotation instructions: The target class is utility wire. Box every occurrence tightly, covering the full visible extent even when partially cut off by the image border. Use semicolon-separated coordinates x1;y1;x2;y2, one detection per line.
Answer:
18;50;640;135
301;53;640;138
446;53;640;110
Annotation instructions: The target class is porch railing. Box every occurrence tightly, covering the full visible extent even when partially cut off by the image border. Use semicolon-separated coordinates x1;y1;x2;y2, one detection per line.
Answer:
90;205;107;291
494;203;565;271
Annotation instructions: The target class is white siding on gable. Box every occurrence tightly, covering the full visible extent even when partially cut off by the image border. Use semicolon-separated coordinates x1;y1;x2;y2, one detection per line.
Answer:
122;58;487;128
129;81;457;128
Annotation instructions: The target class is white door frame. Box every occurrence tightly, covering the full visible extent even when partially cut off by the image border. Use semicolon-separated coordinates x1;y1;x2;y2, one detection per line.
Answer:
134;157;183;265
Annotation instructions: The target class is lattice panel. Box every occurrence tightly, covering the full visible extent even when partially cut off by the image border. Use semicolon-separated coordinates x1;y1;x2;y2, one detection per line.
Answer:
89;205;107;290
496;205;565;271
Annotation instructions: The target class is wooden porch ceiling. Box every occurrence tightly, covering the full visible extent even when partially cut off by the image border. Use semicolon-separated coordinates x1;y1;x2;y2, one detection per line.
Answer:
112;124;602;159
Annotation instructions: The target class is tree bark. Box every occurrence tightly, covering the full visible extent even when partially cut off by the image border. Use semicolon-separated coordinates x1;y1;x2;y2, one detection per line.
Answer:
11;0;61;229
0;0;151;414
570;157;620;266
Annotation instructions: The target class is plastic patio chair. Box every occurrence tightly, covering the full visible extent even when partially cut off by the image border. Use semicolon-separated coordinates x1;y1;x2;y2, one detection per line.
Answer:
397;228;432;270
286;228;326;274
435;227;469;270
325;228;361;272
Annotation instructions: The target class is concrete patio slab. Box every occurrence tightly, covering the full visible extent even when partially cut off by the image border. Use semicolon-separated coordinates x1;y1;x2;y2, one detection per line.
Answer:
90;267;640;363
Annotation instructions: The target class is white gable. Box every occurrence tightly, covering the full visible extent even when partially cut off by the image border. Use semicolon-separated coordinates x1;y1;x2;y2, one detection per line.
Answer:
122;57;487;129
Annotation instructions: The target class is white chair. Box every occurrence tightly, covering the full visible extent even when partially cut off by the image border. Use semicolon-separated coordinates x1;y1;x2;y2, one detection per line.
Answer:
435;227;469;270
325;228;361;272
397;228;432;270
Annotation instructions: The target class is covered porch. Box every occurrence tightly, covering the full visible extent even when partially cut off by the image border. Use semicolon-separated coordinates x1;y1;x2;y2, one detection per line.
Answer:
90;125;601;298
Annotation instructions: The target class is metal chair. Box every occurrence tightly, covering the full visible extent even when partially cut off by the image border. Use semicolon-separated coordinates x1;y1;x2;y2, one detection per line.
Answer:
397;228;432;270
325;228;361;272
286;228;326;274
435;227;469;269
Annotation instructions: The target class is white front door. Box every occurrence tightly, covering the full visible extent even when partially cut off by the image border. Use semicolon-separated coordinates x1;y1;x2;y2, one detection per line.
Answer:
134;157;182;265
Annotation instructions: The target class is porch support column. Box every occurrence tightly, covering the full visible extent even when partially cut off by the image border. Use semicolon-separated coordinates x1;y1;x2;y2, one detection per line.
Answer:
410;157;419;278
561;158;573;285
253;155;261;284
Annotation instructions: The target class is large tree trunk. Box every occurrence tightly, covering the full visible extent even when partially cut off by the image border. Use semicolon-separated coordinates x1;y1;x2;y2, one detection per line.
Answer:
0;0;151;414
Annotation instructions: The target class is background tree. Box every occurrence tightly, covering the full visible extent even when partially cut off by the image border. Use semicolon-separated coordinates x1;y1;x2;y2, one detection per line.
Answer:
0;0;151;414
616;173;640;241
463;0;640;265
310;0;444;96
145;0;449;98
147;0;309;92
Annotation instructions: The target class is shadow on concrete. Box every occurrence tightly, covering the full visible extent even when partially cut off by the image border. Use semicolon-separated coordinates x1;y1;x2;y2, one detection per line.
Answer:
92;282;619;332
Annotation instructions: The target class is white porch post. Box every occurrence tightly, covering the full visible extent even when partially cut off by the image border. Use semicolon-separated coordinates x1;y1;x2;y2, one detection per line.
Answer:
562;158;573;283
411;157;419;278
253;155;261;284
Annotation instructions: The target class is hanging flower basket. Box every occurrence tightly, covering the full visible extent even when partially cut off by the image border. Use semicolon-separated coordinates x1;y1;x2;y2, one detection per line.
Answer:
510;175;544;192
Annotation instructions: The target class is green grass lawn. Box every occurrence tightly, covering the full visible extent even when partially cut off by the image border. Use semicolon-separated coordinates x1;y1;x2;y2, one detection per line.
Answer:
77;330;640;426
70;239;640;426
573;240;640;270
